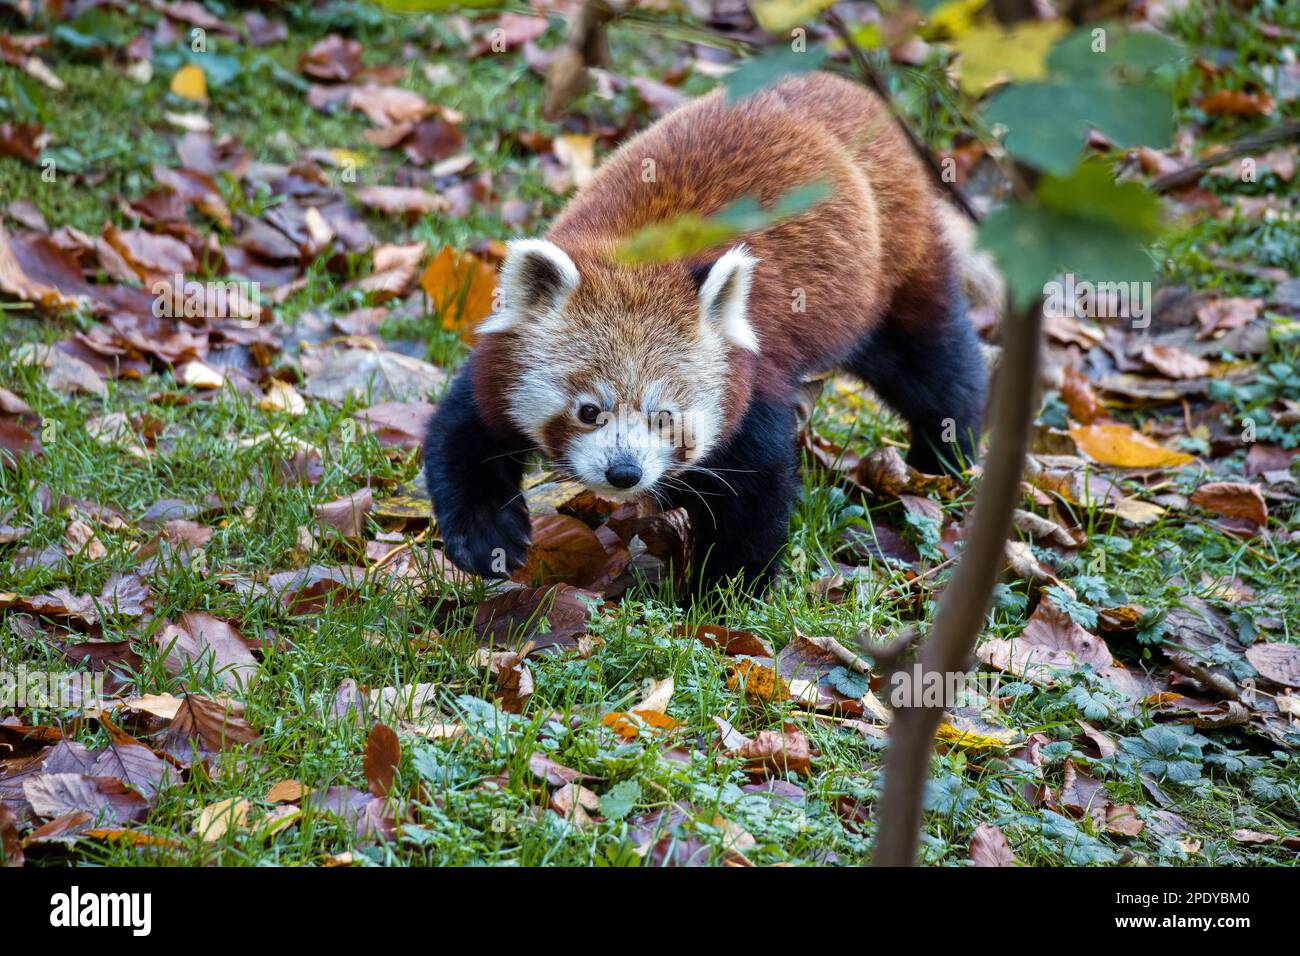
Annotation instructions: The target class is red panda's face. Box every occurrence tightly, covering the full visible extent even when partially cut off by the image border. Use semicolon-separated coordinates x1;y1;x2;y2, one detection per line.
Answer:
477;239;759;499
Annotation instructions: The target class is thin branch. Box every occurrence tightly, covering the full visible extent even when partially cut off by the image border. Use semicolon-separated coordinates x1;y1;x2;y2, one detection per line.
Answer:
1151;119;1300;193
870;293;1042;867
824;9;982;222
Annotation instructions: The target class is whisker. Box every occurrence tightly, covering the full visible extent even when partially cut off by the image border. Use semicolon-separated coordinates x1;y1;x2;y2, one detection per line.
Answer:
684;465;740;497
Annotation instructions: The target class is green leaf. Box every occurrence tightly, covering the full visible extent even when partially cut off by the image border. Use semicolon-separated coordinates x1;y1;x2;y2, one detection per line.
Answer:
725;44;827;102
599;780;641;821
828;666;871;699
978;203;1156;309
1037;161;1164;240
985;81;1172;176
1047;22;1185;81
613;179;830;265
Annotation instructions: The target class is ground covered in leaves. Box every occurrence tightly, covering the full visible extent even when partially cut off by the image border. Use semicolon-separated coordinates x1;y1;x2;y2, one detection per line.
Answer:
0;0;1298;867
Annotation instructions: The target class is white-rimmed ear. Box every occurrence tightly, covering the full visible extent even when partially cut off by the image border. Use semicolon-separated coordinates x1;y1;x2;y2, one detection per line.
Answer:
478;238;580;334
697;245;760;352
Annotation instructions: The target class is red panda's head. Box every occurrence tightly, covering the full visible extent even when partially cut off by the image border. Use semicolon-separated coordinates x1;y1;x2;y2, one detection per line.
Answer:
477;238;760;499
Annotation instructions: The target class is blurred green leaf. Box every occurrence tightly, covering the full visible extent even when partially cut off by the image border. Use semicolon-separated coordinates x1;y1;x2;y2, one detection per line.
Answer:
978;204;1155;308
614;180;830;265
1047;22;1185;81
725;43;827;102
1037;161;1164;240
986;81;1172;175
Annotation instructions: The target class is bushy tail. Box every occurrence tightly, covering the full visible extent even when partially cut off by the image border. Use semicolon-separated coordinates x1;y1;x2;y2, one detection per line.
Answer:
934;199;1005;321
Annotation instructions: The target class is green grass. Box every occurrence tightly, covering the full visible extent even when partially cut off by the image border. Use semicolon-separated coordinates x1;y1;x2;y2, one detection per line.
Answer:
1;0;1298;867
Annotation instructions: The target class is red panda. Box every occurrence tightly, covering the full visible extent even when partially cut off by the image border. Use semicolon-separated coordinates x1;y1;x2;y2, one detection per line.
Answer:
425;72;995;595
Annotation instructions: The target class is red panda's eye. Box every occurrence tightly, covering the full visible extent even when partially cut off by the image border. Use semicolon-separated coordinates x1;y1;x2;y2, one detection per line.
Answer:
578;403;601;425
650;410;673;431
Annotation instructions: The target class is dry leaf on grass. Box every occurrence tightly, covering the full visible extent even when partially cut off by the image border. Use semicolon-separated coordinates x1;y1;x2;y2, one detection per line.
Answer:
1068;422;1194;468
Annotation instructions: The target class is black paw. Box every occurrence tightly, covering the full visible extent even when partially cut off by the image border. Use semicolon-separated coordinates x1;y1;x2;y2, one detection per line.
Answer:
438;497;531;579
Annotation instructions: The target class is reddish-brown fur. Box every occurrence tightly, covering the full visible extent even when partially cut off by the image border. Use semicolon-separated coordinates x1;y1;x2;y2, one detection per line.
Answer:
472;72;953;439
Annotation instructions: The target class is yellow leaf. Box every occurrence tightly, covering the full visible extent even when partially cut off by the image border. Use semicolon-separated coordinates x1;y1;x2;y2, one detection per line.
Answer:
1068;422;1194;468
750;0;838;34
170;64;208;103
924;0;988;39
418;246;498;341
330;148;367;169
951;19;1070;94
553;134;595;188
727;659;790;702
195;797;250;842
936;715;1018;751
1106;496;1167;525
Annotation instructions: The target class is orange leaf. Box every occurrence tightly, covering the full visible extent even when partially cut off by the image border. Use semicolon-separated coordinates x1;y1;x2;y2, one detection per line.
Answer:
418;246;497;341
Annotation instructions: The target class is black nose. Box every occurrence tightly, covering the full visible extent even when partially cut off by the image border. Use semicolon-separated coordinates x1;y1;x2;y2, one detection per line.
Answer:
605;461;642;489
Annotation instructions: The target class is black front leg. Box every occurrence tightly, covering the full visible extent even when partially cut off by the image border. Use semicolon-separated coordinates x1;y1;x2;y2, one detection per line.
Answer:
664;398;799;600
424;362;534;578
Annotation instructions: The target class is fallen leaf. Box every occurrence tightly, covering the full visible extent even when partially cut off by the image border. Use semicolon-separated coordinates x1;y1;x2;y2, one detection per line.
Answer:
969;823;1018;866
1245;643;1300;688
1189;481;1267;533
1141;344;1211;379
363;724;400;797
1068;422;1194;468
418;246;498;340
195;797;250;841
170;64;208;102
727;722;811;778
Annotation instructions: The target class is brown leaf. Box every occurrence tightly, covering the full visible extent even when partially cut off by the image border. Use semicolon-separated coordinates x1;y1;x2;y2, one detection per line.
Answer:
315;487;373;539
102;224;196;282
550;781;600;828
156;611;259;691
727;722;811;778
0;225;86;312
299;34;363;82
1245;643;1300;688
473;583;596;652
1140;344;1211;380
513;514;621;588
1189;481;1267;533
677;623;773;657
23;774;149;826
347;84;432;127
968;823;1017;866
1196;297;1261;339
354;187;444;220
1076;719;1117;758
0;804;23;866
0;118;45;162
527;751;583;787
471;648;534;713
363;724;401;797
977;600;1113;687
1200;89;1274;117
159;695;259;765
403;118;465;165
265;565;367;615
1060;365;1106;424
353;400;434;449
356;239;426;299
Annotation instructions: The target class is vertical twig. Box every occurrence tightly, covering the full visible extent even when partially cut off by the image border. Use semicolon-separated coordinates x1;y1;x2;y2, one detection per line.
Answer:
823;10;981;222
870;294;1041;866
